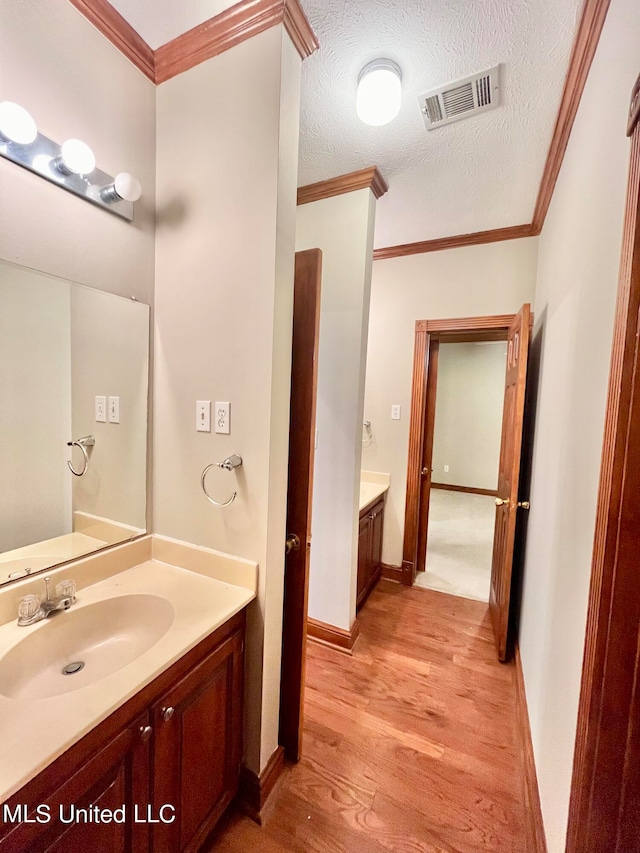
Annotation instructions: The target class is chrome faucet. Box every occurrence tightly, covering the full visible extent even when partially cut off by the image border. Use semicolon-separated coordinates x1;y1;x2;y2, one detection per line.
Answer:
17;576;76;626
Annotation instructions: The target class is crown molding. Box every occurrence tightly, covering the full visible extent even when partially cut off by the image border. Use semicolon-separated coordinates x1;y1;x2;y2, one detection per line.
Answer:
67;0;155;81
373;224;535;261
531;0;612;232
282;0;320;60
68;0;318;86
155;0;318;85
297;166;389;206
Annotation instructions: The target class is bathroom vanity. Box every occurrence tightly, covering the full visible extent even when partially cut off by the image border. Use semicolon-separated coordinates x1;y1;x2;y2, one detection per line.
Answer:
0;537;257;853
357;472;390;609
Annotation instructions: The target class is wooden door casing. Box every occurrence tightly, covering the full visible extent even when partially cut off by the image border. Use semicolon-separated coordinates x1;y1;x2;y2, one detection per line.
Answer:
279;248;322;763
416;339;439;573
489;304;531;661
567;74;640;853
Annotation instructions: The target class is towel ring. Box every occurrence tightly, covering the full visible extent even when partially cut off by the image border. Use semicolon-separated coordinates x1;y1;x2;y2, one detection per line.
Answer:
67;435;95;477
201;454;243;507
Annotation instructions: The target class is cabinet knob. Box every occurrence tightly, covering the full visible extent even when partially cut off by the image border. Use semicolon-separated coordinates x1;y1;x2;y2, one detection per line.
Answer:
162;706;175;722
139;725;153;742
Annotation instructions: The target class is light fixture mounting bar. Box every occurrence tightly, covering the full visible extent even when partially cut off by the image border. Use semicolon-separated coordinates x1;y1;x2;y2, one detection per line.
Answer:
0;132;134;221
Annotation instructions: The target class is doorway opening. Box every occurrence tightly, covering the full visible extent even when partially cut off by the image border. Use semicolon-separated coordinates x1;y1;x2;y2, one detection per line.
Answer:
403;309;531;660
415;339;507;602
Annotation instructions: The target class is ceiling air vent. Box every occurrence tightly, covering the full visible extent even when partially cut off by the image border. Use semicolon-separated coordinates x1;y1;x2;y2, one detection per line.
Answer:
418;66;501;130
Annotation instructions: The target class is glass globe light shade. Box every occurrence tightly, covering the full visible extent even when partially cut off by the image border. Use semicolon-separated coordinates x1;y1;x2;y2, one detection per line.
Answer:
356;60;402;126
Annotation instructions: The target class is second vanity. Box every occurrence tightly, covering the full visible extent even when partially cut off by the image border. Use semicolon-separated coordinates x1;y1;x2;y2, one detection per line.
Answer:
357;471;390;609
0;536;257;853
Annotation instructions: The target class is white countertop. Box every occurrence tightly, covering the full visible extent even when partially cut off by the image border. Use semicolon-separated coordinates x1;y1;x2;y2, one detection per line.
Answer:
359;470;390;512
0;539;256;802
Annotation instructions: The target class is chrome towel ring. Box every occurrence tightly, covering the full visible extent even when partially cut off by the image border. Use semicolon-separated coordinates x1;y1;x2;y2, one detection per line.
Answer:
201;454;243;507
67;435;95;477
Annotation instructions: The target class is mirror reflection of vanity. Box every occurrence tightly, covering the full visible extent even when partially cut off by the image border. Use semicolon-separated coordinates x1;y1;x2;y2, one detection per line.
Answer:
0;259;149;585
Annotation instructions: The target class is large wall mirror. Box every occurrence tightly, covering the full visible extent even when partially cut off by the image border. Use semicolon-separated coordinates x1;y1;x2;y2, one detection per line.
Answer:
0;259;149;585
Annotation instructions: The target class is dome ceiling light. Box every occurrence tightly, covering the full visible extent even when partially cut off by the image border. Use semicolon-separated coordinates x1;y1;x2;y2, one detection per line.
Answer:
356;59;402;127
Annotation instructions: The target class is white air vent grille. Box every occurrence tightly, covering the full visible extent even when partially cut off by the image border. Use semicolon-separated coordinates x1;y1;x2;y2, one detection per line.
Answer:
418;66;501;130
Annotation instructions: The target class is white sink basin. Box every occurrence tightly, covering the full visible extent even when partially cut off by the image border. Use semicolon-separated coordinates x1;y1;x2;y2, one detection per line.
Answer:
0;594;175;700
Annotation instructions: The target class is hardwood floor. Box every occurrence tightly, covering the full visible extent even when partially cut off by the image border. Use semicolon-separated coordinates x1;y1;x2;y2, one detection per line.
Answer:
207;580;526;852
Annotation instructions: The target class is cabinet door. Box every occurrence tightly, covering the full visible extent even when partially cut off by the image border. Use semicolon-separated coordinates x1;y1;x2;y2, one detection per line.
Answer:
1;714;150;853
151;628;244;853
357;513;371;607
370;501;384;576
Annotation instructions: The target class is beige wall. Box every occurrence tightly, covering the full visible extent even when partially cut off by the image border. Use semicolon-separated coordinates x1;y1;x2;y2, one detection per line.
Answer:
0;264;72;552
432;342;506;490
0;0;156;304
362;239;538;566
296;189;377;631
518;0;640;848
153;27;300;773
71;287;149;530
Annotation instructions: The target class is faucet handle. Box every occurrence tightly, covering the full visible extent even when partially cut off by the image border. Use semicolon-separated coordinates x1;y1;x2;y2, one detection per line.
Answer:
18;594;41;621
55;579;76;603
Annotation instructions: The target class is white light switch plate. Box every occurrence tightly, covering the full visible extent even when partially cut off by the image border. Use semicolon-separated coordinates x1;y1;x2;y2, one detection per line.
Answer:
196;400;211;433
95;396;106;423
391;404;401;420
215;402;230;435
108;396;120;424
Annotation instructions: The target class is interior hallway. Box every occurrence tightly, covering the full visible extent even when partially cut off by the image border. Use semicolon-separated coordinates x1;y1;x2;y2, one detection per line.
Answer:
209;581;526;852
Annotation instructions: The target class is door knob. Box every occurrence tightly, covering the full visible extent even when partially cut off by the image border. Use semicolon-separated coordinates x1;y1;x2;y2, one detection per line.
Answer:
139;725;153;742
162;706;175;722
495;498;510;507
285;534;300;555
421;467;429;476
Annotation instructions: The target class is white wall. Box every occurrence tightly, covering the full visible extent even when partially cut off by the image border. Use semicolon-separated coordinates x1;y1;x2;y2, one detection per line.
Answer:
0;264;71;552
0;0;156;304
296;189;377;631
432;342;506;490
71;287;149;530
153;27;300;773
362;239;538;566
518;0;640;849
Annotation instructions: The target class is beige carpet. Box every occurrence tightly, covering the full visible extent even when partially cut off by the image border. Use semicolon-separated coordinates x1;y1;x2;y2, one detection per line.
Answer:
414;489;495;602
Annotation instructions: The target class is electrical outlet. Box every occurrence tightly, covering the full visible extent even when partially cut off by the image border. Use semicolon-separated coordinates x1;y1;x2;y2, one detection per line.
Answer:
391;404;401;420
95;396;106;423
196;400;211;432
108;396;120;424
215;402;230;435
444;464;449;473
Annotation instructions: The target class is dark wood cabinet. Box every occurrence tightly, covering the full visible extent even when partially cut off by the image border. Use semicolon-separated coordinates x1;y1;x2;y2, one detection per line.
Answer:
151;629;244;853
0;612;245;853
356;497;385;609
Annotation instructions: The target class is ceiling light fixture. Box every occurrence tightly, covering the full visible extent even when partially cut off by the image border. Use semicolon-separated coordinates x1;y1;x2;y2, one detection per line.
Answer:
0;99;141;221
356;59;402;126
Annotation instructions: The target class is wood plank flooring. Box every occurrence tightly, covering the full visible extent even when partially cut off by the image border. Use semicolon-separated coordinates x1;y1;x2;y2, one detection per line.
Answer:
207;580;526;852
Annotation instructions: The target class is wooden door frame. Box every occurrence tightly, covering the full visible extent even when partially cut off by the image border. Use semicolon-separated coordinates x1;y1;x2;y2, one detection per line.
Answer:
401;315;516;585
566;73;640;853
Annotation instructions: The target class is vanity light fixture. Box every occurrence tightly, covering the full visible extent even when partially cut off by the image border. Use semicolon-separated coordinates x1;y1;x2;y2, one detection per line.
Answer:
100;172;143;204
356;59;402;126
0;99;141;221
55;139;96;176
0;101;38;144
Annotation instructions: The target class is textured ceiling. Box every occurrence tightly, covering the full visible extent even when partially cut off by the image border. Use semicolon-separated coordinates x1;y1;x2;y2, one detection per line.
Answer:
298;0;582;248
108;0;582;248
107;0;238;49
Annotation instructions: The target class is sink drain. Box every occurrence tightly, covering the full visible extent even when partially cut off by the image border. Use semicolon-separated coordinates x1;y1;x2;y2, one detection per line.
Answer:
62;661;85;676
